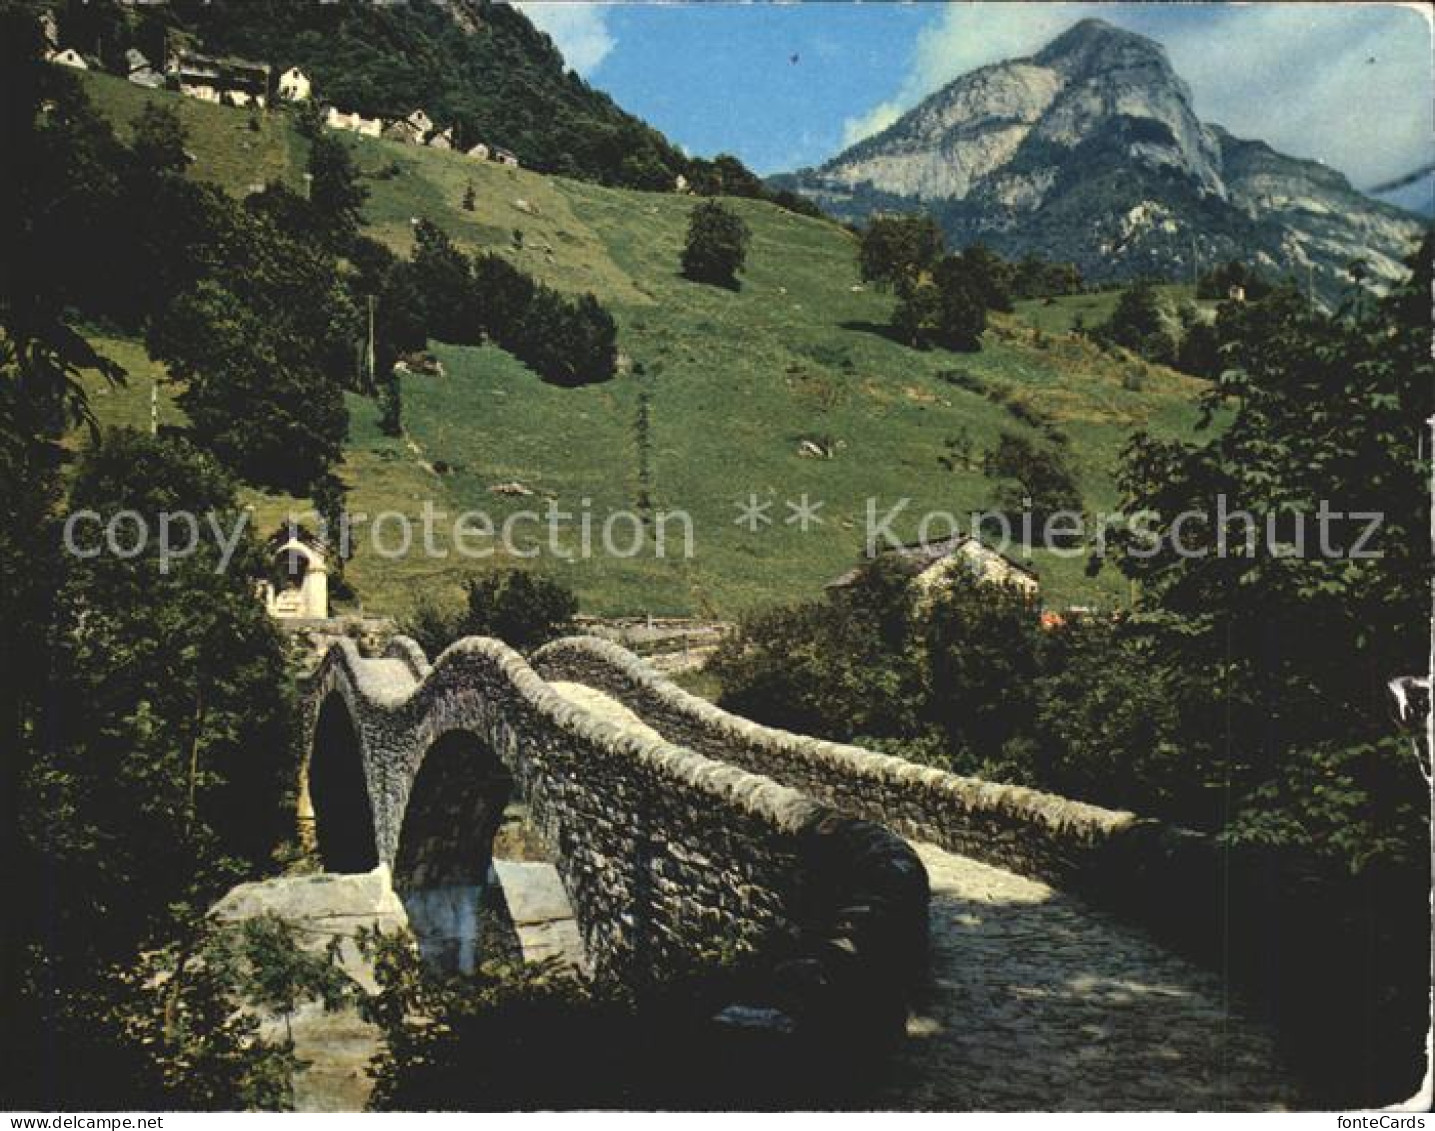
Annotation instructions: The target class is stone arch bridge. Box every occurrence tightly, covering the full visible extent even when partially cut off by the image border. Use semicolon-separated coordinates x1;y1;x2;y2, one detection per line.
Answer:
302;634;1303;1109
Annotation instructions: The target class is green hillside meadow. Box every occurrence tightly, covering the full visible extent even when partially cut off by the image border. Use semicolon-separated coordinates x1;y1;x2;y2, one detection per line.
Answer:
77;71;1209;619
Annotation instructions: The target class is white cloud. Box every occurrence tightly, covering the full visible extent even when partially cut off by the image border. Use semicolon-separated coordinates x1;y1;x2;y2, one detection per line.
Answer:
906;2;1106;95
514;2;615;76
841;100;904;148
1160;4;1434;189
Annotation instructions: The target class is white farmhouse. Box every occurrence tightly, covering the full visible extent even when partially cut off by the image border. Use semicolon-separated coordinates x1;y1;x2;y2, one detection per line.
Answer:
125;48;164;89
382;109;435;145
277;66;312;102
50;48;88;70
325;106;383;137
258;526;331;620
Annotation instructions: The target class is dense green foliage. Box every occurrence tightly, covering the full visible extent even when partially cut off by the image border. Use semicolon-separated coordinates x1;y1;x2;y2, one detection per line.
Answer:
681;199;752;289
91;0;689;190
981;430;1083;528
0;20;321;1105
376;369;403;437
857;219;1078;351
149;266;351;489
711;562;1048;774
1196;258;1275;302
1089;275;1259;379
363;937;638;1110
1090;277;1179;364
953;243;1016;313
461;568;579;650
857;215;944;294
130;100;189;175
686;153;825;218
381;219;617;387
1106;252;1432;867
929;256;989;348
361;929;854;1109
403;568;578;656
717;253;1431;861
49;432;296;906
65;62;1212;617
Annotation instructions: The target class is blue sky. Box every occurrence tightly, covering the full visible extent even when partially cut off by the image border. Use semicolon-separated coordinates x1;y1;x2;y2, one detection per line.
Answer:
515;2;1434;190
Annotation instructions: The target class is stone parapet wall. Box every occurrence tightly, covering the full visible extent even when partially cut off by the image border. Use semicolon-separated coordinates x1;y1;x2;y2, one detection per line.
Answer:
531;637;1204;913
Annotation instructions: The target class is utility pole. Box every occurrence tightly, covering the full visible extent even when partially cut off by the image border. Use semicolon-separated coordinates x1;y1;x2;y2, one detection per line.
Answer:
150;381;158;436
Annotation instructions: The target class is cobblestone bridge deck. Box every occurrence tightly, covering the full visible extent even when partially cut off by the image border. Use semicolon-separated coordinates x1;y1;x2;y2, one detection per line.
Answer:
878;842;1295;1110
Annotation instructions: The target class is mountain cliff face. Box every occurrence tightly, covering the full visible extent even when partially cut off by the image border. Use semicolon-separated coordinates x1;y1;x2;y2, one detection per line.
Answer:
776;19;1423;295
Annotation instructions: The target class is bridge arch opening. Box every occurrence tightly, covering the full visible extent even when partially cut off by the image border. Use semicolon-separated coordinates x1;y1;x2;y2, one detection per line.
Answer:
309;693;379;873
394;730;515;972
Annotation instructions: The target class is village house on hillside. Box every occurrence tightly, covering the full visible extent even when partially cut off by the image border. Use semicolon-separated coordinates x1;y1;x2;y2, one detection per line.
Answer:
427;126;455;151
383;108;435;145
276;65;311;102
38;10;58;52
36;11;87;71
48;47;88;70
826;533;1039;599
465;141;520;169
257;526;331;620
168;49;270;108
124;48;164;88
325;106;383;138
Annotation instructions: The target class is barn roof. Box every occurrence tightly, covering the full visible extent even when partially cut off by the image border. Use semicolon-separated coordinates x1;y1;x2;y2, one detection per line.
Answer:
825;533;1037;590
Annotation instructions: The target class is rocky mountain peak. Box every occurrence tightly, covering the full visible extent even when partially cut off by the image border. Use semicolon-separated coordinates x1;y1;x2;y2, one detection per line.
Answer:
1032;18;1173;78
773;18;1422;299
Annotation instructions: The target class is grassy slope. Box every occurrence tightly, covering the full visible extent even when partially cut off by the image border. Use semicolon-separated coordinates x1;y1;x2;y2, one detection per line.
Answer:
78;71;1209;618
81;70;305;189
1014;284;1206;336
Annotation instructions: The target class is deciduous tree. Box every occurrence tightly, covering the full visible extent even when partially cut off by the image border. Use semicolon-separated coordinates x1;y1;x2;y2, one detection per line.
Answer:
680;200;751;288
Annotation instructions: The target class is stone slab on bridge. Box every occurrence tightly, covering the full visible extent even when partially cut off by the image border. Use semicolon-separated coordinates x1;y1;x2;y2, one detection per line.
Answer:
489;859;586;971
210;867;409;1113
